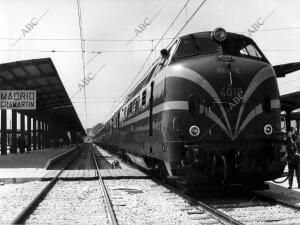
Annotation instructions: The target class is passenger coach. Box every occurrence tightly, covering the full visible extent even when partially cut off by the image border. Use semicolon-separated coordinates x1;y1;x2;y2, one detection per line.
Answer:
94;28;290;186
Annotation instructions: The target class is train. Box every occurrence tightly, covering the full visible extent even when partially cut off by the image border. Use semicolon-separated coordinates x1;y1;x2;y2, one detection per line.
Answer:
93;28;295;186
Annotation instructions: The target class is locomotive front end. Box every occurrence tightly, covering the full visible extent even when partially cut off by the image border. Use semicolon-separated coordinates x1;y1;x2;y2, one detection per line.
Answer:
162;28;285;185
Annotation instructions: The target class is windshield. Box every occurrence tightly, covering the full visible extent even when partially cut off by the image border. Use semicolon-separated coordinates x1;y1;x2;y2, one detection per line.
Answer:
221;37;264;59
174;35;218;59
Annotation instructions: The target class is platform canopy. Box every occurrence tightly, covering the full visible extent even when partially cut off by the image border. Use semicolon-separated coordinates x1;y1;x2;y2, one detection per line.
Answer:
0;58;85;134
280;91;300;113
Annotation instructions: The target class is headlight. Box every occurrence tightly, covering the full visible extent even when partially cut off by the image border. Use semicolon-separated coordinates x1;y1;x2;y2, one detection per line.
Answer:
212;27;227;42
264;124;273;135
189;125;200;136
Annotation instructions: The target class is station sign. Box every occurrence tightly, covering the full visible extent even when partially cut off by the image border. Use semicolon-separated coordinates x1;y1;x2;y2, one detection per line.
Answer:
0;90;36;110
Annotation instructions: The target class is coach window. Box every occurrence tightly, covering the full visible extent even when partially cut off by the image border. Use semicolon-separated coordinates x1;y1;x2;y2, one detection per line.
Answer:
128;102;133;117
113;117;117;130
134;97;140;114
132;100;136;115
116;114;120;131
141;90;147;109
124;107;127;119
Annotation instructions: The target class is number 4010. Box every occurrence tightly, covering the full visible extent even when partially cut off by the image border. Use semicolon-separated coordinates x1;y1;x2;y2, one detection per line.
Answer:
220;87;243;97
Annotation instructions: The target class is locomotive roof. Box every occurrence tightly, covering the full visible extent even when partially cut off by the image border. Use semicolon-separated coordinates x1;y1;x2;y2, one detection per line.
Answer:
179;31;251;41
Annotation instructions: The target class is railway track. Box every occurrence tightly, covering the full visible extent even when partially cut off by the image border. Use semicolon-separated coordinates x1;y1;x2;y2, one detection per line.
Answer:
91;145;118;225
201;191;300;225
151;174;300;225
11;146;82;224
11;143;300;224
92;145;242;224
96;145;300;225
148;177;242;225
11;144;116;225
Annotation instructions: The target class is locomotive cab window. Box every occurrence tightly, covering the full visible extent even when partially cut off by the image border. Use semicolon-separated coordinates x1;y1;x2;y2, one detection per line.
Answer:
221;36;267;61
174;36;218;59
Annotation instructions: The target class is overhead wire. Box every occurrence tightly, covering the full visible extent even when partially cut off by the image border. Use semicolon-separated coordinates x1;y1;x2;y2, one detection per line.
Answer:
70;64;106;99
0;37;174;42
166;0;207;49
2;25;300;42
1;48;299;54
1;3;299;124
104;0;209;122
237;26;300;35
104;0;194;121
0;49;158;53
76;0;88;129
86;52;101;66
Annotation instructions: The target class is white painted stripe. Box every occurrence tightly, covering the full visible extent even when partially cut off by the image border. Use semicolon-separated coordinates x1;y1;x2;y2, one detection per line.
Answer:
124;65;236;137
234;104;262;139
234;66;275;135
123;109;149;127
163;101;188;111
121;100;230;137
119;65;278;141
122;101;188;127
271;99;280;109
234;98;280;139
158;66;233;137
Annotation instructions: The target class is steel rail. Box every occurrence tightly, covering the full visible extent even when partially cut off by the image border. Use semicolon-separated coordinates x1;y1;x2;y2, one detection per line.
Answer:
254;191;300;212
93;144;300;224
92;144;243;225
11;146;83;224
149;176;244;225
91;146;118;225
96;146;243;225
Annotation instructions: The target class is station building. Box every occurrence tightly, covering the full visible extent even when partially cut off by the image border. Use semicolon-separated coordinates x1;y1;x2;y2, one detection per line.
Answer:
0;58;85;155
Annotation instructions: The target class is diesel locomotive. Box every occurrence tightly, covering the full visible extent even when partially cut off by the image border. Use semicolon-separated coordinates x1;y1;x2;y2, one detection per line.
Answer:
94;28;297;185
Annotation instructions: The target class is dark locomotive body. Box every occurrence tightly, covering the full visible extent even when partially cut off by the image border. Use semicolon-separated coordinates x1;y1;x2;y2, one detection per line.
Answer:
94;29;285;185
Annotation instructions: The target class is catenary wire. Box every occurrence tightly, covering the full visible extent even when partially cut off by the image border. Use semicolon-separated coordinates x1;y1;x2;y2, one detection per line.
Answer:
76;0;88;129
103;0;194;121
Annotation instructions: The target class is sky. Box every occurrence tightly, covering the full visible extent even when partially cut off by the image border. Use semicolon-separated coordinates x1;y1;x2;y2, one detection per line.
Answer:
0;0;299;129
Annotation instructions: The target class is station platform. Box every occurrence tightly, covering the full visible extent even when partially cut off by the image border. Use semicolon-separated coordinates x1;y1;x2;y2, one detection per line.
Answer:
0;147;76;183
0;145;148;183
0;147;75;168
256;172;300;209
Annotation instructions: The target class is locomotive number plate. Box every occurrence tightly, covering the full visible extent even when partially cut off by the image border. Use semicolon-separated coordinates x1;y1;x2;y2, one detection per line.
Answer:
220;87;243;97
